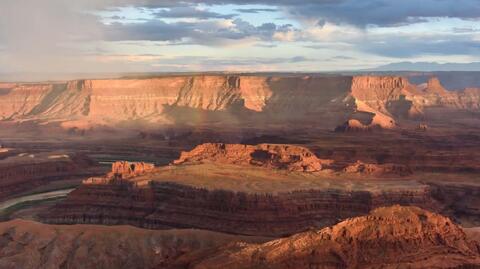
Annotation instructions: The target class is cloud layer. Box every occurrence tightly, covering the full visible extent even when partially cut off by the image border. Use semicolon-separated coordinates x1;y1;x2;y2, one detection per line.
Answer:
1;0;480;77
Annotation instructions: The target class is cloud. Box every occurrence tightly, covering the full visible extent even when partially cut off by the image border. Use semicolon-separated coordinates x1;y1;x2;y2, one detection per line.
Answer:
102;18;298;45
235;8;278;13
330;56;356;60
255;43;278;48
453;27;480;33
154;6;236;19
0;0;103;73
358;34;480;58
147;55;314;72
109;0;480;27
2;0;480;77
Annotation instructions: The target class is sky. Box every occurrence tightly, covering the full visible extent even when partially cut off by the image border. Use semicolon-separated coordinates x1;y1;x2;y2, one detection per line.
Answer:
1;0;480;76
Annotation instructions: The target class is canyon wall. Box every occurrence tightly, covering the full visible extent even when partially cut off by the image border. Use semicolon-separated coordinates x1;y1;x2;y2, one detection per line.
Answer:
43;180;440;237
0;75;477;129
0;154;96;200
0;161;75;199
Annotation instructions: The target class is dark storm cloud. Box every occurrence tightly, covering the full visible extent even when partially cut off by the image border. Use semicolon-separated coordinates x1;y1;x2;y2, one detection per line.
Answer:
235;8;278;13
104;20;192;42
109;0;480;27
285;0;480;27
103;18;296;44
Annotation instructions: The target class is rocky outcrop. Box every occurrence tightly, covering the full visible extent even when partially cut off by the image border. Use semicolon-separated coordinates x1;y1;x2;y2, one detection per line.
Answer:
173;143;413;177
351;76;422;119
335;118;387;132
343;160;413;176
83;161;154;184
173;143;325;172
192;206;480;269
417;123;428;131
0;75;478;129
109;161;155;179
423;77;449;94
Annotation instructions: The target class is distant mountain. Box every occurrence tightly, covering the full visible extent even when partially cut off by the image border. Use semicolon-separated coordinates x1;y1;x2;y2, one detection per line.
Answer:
371;62;480;72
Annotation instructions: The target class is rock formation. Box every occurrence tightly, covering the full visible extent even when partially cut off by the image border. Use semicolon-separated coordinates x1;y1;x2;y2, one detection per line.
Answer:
417;123;428;131
109;161;155;179
343;160;413;176
173;143;325;172
83;161;154;184
192;206;480;269
0;75;478;129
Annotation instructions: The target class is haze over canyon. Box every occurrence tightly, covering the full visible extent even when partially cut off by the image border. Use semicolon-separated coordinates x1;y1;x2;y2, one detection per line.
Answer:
1;0;480;268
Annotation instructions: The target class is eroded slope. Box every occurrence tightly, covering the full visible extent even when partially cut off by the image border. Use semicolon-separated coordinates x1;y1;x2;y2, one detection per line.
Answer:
192;206;480;269
0;219;264;269
3;206;480;269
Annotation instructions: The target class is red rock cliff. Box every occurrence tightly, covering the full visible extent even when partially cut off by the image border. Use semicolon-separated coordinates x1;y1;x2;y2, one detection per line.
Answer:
0;75;478;129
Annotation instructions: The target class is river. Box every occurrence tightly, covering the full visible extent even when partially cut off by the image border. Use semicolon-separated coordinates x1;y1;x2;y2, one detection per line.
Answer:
0;188;75;212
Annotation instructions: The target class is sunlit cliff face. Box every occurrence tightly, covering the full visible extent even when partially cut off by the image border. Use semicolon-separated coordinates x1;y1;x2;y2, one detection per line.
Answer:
0;75;478;131
1;0;480;80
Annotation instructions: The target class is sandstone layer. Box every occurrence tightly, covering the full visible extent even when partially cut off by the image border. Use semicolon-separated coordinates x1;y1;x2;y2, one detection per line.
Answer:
192;206;480;269
0;75;478;130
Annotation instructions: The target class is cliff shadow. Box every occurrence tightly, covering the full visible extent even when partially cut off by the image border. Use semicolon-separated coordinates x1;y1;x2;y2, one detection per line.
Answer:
387;95;414;119
161;101;265;127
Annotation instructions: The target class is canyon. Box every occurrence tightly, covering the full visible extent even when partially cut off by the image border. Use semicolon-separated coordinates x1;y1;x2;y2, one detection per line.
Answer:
0;73;479;268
